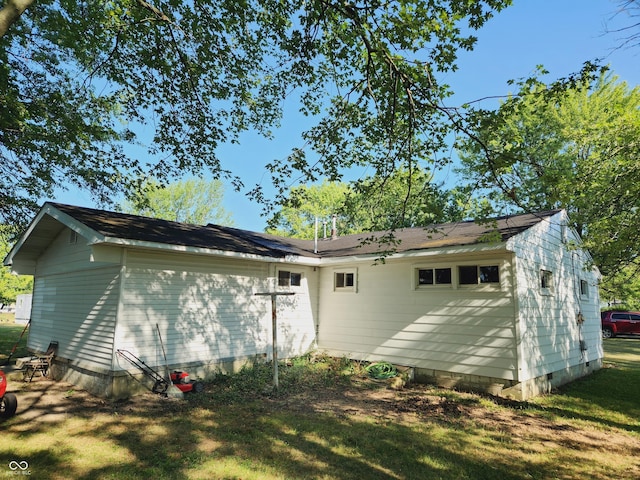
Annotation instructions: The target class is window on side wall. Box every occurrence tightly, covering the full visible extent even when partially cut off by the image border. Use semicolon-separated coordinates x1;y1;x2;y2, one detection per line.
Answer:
334;271;355;291
416;267;452;288
278;270;302;288
540;269;554;294
580;279;589;299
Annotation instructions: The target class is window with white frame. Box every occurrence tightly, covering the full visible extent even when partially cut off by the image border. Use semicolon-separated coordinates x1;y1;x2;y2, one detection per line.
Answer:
540;269;554;294
458;265;500;285
580;279;589;299
416;267;452;287
334;271;355;291
278;270;302;288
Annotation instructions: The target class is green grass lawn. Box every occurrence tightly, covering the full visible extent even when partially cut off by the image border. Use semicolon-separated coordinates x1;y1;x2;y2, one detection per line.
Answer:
1;325;639;480
0;321;30;363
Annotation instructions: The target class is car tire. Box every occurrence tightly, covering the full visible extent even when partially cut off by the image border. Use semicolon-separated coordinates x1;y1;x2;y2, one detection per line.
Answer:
602;327;614;339
0;393;18;418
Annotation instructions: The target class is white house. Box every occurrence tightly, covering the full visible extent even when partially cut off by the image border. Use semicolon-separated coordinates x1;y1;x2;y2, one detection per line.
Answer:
3;203;602;399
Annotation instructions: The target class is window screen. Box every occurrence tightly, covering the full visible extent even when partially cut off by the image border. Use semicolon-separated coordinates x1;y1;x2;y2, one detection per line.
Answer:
278;271;302;287
435;268;452;284
335;272;354;288
479;266;499;283
580;280;589;297
418;268;452;286
459;265;500;285
418;269;434;285
458;266;478;285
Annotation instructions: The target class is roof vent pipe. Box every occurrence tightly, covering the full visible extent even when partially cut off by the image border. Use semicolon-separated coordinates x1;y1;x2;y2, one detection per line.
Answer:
331;214;338;240
314;217;319;254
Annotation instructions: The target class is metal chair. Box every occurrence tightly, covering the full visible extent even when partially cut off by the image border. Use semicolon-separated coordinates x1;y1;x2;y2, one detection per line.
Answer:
18;341;58;381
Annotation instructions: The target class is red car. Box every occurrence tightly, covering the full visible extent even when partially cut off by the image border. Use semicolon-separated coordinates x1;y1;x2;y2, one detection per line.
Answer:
601;310;640;338
0;370;18;419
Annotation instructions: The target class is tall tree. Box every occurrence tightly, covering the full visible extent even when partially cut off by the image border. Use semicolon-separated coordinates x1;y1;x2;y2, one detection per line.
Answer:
267;168;475;239
458;71;640;300
121;178;234;226
0;226;32;305
607;0;640;50
266;181;353;239
1;0;517;229
345;167;474;231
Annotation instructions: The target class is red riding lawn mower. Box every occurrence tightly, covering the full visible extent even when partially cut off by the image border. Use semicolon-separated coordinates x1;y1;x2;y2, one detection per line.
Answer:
0;370;18;419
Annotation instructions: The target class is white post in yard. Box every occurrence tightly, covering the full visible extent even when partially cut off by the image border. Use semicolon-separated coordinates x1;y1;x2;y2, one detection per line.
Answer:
255;292;295;389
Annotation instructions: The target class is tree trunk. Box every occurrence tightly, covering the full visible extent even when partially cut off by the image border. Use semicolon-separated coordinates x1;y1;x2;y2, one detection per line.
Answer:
0;0;35;37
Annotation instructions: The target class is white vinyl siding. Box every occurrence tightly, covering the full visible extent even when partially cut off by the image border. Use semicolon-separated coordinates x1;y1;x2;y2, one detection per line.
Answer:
115;251;318;369
507;211;602;381
28;228;120;370
318;255;518;380
116;251;270;368
270;265;319;359
34;227;116;275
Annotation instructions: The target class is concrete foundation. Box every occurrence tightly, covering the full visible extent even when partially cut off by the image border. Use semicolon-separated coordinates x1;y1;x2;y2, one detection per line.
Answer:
49;354;266;400
45;353;602;401
415;359;602;400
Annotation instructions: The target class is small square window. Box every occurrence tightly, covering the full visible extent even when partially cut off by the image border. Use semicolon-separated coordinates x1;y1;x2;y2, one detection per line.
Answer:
290;273;302;286
278;271;302;287
541;270;553;291
335;272;355;289
418;269;434;285
435;268;452;284
480;266;500;284
580;280;589;298
458;266;478;285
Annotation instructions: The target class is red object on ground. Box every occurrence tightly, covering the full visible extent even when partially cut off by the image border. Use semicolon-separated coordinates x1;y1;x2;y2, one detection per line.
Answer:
170;371;204;393
0;370;18;418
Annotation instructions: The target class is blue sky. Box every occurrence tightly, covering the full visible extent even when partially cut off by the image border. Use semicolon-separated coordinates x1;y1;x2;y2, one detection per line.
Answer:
55;0;640;232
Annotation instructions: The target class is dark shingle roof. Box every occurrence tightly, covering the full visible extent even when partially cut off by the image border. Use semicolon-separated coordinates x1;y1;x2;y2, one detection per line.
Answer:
49;203;561;259
311;210;560;256
50;203;316;258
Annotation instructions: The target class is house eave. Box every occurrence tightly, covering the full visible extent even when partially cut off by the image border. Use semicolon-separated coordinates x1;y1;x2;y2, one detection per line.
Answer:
96;238;322;266
3;203;104;272
316;241;510;265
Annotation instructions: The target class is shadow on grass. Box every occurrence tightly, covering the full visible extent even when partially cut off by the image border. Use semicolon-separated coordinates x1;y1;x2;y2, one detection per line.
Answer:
1;384;559;480
0;448;68;479
2;342;640;479
526;338;640;434
59;404;555;480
